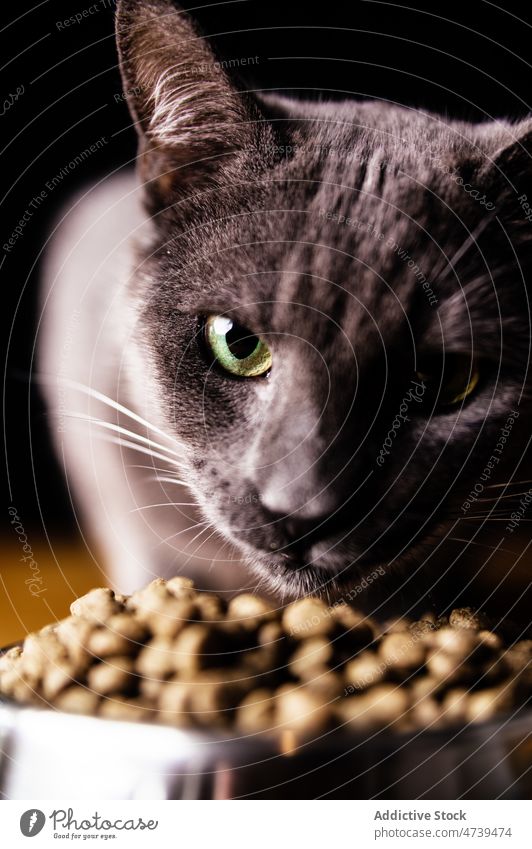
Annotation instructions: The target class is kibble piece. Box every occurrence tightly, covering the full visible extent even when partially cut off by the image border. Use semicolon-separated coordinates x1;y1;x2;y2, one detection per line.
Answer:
0;671;24;701
140;676;166;701
305;670;344;701
254;623;290;674
172;624;224;673
441;688;470;725
0;645;22;668
240;644;279;679
382;617;413;634
336;694;374;730
195;593;227;622
20;632;69;684
426;628;486;686
331;604;376;638
409;675;441;702
275;684;333;740
344;651;385;692
108;614;147;641
409;619;436;638
99;696;156;723
54;686;100;715
502;641;532;674
282;598;333;639
0;646;24;697
129;582;196;638
70;587;123;623
88;615;147;658
410;696;442;729
136;637;178;679
41;660;78;700
11;677;43;705
465;686;513;723
23;630;66;665
114;593;129;606
0;645;23;681
87;656;136;696
429;627;477;659
187;671;246;727
158;692;196;728
149;596;197;638
477;630;502;651
158;677;193;722
364;684;411;727
289;637;334;679
338;685;410;730
237;688;276;733
158;670;245;728
379;631;426;674
426;650;473;685
227;594;275;630
419;611;438;626
258;620;285;648
449;607;488;631
55;617;94;667
166;576;195;596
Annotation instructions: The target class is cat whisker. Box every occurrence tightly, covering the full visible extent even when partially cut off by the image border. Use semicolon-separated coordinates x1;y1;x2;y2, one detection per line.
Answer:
51;377;177;445
90;433;185;469
181;523;218;564
65;413;183;459
128;463;184;475
461;516;532;523
455;513;509;520
130;502;195;512
439;216;494;280
156;520;210;547
155;476;190;486
483;479;532;490
451;511;508;519
473;491;532;505
454;507;510;515
447;536;516;555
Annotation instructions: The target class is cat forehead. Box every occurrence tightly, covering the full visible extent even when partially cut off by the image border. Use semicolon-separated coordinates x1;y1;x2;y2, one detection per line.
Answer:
259;95;486;168
164;170;485;345
181;174;473;310
156;103;517;348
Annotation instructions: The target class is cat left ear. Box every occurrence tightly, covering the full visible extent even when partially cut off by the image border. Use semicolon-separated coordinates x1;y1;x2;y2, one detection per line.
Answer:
116;0;262;204
481;121;532;222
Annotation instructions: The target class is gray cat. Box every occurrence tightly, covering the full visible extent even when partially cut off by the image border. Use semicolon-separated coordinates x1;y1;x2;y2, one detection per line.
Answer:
40;0;532;618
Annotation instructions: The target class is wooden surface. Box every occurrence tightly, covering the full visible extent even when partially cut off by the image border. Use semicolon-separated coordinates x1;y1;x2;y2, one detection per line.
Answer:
0;538;102;646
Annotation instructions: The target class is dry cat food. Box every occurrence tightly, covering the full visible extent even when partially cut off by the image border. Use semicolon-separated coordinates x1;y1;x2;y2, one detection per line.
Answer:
0;577;531;741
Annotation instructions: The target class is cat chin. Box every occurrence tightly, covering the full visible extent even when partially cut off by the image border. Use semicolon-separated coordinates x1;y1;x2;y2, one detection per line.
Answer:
234;518;456;607
245;553;344;601
236;542;385;602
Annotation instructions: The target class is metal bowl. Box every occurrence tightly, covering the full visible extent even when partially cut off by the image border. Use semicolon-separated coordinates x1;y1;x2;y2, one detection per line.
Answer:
1;694;531;799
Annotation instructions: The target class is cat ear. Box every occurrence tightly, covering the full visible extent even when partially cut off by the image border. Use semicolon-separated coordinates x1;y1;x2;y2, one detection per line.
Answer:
116;0;260;203
480;121;532;226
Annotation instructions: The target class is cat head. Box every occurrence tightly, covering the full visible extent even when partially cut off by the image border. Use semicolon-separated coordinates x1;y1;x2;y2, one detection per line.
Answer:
116;0;532;600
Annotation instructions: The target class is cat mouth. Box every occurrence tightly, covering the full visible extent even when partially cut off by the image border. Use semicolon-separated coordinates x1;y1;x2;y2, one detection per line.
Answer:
239;517;455;600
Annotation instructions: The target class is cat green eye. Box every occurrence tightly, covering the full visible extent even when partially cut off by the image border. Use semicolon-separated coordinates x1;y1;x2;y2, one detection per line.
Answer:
416;353;480;407
204;315;272;378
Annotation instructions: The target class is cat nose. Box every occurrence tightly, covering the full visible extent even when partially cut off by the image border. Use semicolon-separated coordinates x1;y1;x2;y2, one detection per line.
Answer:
259;477;339;519
267;512;333;561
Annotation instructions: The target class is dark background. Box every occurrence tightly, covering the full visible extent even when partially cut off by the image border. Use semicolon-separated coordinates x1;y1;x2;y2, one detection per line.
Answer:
2;0;532;535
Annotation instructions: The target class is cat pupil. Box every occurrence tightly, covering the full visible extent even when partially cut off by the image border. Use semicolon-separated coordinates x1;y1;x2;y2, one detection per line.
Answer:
226;323;259;360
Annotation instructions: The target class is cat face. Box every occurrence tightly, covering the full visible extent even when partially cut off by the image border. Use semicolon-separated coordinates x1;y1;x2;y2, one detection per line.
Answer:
117;0;532;599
